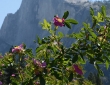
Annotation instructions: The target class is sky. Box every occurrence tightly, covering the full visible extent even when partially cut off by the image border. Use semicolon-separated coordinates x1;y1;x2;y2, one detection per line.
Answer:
0;0;101;29
0;0;22;28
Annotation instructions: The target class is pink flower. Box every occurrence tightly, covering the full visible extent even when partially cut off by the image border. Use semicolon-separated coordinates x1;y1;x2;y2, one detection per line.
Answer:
0;81;2;85
53;16;65;27
35;82;40;85
41;61;46;68
2;64;4;66
12;44;24;53
0;56;3;58
33;59;46;68
104;25;106;29
33;59;41;66
24;58;28;60
73;64;83;75
11;74;15;77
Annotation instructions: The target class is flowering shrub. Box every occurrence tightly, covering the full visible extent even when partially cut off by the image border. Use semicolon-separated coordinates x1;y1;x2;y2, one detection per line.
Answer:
0;6;110;85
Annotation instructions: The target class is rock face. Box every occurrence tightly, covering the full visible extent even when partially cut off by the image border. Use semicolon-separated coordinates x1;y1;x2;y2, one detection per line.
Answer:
0;0;96;52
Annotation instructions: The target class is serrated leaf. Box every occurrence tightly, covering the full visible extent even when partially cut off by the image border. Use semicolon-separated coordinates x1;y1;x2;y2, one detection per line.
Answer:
63;11;69;19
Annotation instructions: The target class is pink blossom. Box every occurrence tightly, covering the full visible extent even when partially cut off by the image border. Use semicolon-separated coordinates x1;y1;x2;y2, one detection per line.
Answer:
0;81;2;85
0;56;3;58
12;44;24;53
24;58;28;60
53;16;65;27
41;61;46;68
104;25;106;29
35;81;40;85
33;59;46;68
2;64;4;66
11;74;15;77
73;64;83;75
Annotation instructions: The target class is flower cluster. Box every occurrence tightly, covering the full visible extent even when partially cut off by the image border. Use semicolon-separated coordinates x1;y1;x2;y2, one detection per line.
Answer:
12;44;24;53
33;59;46;75
53;16;65;27
33;59;46;68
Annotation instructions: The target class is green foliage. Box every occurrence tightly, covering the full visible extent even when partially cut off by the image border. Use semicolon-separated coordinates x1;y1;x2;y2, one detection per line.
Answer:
0;5;110;85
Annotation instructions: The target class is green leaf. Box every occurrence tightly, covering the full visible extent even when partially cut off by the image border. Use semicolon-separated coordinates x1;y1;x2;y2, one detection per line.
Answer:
40;76;45;85
101;5;106;17
72;55;78;63
73;32;84;39
58;32;64;38
88;30;97;39
90;7;94;16
40;19;51;30
83;22;88;28
105;60;109;70
68;72;73;82
36;44;47;53
63;11;69;19
97;12;101;18
78;56;86;64
97;12;104;22
98;69;104;76
53;71;62;80
89;36;95;42
83;22;90;29
25;49;33;57
94;63;104;76
79;53;85;61
37;36;42;45
89;58;95;64
64;21;71;29
65;19;78;24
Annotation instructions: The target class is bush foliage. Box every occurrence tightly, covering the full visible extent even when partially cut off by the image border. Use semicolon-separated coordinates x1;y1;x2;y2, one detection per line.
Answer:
0;6;110;85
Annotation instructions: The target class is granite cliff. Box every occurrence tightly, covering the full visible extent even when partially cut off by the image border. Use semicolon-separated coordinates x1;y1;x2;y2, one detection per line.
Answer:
0;0;96;53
